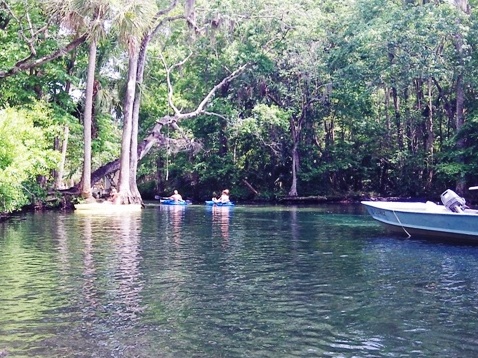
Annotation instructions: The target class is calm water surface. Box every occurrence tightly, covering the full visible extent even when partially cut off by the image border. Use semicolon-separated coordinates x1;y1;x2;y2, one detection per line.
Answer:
1;204;478;357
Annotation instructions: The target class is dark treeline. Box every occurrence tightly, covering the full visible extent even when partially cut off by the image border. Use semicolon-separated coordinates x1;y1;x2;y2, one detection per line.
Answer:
1;0;478;213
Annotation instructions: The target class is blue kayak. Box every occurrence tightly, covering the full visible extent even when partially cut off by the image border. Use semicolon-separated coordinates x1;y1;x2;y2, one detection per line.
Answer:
205;200;234;206
160;199;191;205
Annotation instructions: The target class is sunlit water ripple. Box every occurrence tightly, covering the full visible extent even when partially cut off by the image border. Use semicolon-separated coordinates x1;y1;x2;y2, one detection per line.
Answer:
1;204;478;357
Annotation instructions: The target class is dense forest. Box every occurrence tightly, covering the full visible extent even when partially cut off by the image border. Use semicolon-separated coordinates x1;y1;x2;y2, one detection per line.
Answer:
1;0;478;214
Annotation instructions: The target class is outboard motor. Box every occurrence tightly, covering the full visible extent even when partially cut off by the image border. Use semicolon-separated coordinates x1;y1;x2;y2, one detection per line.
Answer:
441;189;467;213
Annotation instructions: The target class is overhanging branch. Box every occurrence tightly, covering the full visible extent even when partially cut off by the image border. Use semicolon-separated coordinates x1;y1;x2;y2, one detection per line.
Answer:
86;62;250;187
0;33;88;78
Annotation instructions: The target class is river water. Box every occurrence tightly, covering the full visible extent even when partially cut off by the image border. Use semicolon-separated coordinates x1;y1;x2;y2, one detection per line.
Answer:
1;203;478;357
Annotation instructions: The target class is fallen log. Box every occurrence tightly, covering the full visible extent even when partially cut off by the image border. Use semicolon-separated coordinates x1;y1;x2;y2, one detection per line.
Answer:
277;195;328;203
242;179;259;195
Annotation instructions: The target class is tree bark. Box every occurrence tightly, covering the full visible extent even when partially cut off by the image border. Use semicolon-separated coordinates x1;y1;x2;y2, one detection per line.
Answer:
288;141;299;196
243;179;259;195
288;105;305;197
118;49;138;204
425;78;434;190
128;49;143;204
55;126;69;189
80;38;97;200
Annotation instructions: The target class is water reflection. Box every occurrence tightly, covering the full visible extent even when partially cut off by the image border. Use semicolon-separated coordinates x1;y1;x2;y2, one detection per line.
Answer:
55;214;71;274
161;205;186;247
290;206;299;248
211;206;231;247
56;211;145;355
2;206;478;357
81;217;96;315
113;212;143;322
80;212;143;323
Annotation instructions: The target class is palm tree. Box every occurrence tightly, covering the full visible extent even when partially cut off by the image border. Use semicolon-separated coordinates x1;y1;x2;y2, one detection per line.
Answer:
46;0;110;200
114;0;165;205
127;0;184;204
81;36;97;200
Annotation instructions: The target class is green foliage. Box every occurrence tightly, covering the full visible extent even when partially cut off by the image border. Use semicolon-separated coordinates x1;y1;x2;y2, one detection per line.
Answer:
133;0;475;199
0;104;61;213
229;104;290;189
438;115;478;184
91;112;122;167
2;0;478;205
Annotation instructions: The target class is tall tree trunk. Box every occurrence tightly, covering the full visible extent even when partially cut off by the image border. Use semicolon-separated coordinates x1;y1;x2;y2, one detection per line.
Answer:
120;2;185;205
55;126;69;189
129;50;142;204
425;78;434;190
80;38;97;200
391;85;403;151
288;141;299;197
288;114;302;197
455;73;466;195
118;49;138;204
384;85;391;137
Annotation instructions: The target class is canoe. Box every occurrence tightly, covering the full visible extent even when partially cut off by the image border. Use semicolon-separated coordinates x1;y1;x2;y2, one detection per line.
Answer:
160;199;191;205
362;189;478;242
205;200;235;206
74;202;142;212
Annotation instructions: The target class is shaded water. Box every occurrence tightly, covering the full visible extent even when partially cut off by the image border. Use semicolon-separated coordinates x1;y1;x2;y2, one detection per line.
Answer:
1;204;478;357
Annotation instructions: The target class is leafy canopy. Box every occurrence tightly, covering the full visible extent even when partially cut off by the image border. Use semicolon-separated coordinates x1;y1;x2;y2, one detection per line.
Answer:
0;102;60;213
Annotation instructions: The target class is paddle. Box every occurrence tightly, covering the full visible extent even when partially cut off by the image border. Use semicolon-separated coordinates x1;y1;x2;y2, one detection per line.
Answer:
155;195;192;204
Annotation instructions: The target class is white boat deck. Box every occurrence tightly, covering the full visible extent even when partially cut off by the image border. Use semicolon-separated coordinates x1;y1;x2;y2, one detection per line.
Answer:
362;200;478;241
362;201;478;215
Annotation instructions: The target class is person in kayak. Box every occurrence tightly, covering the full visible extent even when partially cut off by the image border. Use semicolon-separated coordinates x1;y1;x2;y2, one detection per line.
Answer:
213;189;230;203
169;190;183;201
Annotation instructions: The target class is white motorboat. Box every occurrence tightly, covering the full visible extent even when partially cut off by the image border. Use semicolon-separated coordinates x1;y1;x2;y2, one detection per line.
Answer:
362;189;478;241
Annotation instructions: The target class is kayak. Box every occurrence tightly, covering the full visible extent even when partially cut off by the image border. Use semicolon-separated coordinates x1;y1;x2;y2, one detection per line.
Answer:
205;200;235;206
160;199;191;205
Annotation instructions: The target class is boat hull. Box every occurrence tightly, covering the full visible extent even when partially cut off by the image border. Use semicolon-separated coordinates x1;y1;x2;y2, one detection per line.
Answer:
160;199;191;206
74;202;143;212
362;201;478;242
205;200;234;206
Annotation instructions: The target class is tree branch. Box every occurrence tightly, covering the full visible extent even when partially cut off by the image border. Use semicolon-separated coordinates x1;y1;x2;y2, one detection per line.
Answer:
0;33;88;78
178;63;250;120
86;62;250;188
160;52;192;116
